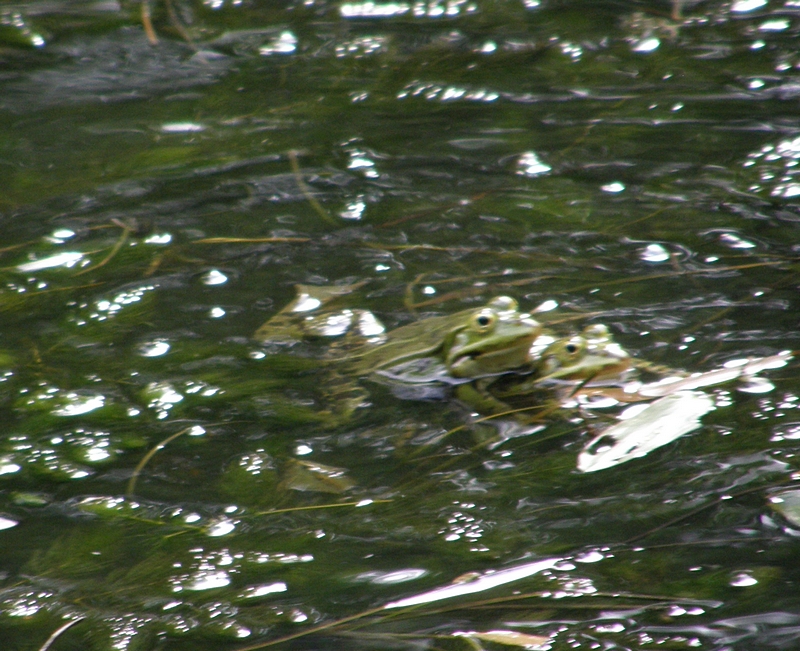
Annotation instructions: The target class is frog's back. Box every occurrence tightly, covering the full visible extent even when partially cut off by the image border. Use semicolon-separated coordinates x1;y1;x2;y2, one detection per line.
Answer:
342;308;473;375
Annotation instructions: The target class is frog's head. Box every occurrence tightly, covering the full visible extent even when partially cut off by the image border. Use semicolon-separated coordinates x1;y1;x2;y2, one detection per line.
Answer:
445;297;541;378
539;324;631;382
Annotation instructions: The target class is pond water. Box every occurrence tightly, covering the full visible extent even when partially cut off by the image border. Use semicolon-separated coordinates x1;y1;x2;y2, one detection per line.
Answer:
1;1;800;649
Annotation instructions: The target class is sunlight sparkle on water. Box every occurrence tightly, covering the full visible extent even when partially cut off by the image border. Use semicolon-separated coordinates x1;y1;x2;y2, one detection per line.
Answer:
730;573;758;587
534;299;558;313
517;152;551;176
160;122;204;133
632;37;660;52
731;0;767;11
341;2;409;17
53;394;105;416
340;200;366;219
184;571;231;591
0;460;20;475
719;233;755;249
144;233;172;245
0;516;18;531
361;569;428;584
207;519;237;537
760;19;789;31
259;31;297;55
640;243;670;262
202;269;228;285
138;340;170;357
292;294;322;312
240;583;287;598
17;251;83;272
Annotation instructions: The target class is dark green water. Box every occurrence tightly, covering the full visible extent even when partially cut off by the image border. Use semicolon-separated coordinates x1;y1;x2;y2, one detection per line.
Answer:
1;1;800;649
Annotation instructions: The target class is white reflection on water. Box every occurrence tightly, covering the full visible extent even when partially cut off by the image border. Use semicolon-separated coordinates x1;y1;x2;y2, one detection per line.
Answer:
259;31;297;55
640;243;670;262
730;572;758;587
138;340;170;357
355;568;428;584
743;136;800;198
341;2;409;18
240;582;287;598
397;81;499;102
160;122;204;133
517;151;551;176
731;0;767;11
202;269;228;285
52;393;105;416
336;35;388;57
17;251;83;272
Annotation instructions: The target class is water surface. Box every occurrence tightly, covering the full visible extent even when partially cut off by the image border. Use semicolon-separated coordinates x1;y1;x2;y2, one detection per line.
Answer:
1;1;799;649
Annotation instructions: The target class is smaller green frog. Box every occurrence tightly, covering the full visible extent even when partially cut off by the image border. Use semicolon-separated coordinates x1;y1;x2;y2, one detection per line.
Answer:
537;324;632;383
467;325;634;418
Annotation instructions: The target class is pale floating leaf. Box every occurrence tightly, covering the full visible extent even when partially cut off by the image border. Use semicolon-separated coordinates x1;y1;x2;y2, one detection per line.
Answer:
769;489;800;528
578;391;714;473
384;557;560;609
637;351;792;398
455;630;550;649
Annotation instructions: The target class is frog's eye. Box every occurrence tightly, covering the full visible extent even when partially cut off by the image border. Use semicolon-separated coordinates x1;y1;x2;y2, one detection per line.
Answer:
471;309;497;332
562;337;586;358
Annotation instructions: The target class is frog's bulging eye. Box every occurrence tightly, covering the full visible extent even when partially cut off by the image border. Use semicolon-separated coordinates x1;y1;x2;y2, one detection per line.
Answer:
471;309;497;332
561;337;586;358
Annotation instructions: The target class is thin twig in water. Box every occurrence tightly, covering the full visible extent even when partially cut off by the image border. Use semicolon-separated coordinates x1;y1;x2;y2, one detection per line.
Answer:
256;500;392;517
624;478;795;545
127;426;194;496
38;617;85;651
233;607;387;651
164;0;194;45
288;150;337;226
141;0;158;44
75;224;131;276
194;236;311;244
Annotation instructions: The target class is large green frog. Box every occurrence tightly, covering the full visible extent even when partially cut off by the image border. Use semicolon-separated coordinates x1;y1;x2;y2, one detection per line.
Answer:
254;288;546;423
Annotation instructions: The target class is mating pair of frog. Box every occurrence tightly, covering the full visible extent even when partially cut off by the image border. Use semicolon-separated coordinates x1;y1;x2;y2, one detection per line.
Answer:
255;289;633;422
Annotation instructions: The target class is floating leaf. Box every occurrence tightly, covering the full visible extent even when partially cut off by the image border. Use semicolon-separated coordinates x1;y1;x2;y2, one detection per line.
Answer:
578;391;715;473
455;629;550;649
384;558;560;609
636;351;792;398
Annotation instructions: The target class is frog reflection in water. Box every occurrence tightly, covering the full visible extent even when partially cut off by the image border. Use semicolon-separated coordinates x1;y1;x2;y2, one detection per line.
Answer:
255;291;547;423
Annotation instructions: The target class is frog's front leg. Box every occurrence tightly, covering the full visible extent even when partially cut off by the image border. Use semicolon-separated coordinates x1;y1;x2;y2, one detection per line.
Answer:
455;379;515;417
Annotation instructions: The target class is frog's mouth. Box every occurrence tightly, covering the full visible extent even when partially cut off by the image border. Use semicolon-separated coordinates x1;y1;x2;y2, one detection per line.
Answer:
447;334;538;378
